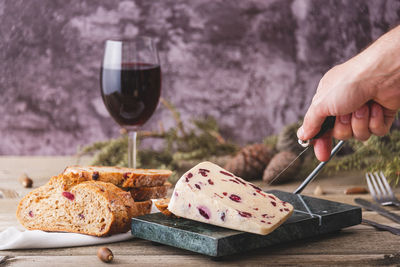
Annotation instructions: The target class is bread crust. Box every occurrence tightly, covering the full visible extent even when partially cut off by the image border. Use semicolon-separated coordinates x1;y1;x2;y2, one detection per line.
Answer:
129;182;171;201
63;166;172;188
129;200;153;217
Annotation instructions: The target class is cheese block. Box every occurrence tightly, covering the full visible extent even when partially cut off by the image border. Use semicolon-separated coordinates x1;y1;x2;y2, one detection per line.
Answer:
168;161;294;235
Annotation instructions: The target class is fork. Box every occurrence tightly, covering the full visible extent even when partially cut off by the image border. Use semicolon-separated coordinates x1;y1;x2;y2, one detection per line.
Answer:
366;172;400;207
0;187;19;199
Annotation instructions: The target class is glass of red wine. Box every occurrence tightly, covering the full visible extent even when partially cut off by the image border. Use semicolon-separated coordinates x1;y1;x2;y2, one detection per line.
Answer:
100;38;161;168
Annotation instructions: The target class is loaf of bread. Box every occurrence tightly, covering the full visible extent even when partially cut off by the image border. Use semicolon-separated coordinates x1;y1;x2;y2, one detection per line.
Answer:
16;174;150;236
63;166;172;188
129;182;171;201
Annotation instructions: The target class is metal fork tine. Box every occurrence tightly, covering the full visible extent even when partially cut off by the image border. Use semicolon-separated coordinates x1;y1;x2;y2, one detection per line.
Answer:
366;171;400;207
366;173;378;201
370;172;382;198
0;188;19;199
374;172;389;198
12;191;19;198
379;171;396;198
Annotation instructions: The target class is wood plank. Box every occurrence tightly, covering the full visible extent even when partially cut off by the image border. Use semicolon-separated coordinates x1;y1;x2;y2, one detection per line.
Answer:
1;156;400;266
263;170;400;195
1;227;398;257
0;156;93;179
0;156;93;197
2;196;399;258
2;253;399;267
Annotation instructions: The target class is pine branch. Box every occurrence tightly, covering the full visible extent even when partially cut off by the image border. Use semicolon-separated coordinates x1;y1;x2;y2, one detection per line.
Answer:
160;97;187;137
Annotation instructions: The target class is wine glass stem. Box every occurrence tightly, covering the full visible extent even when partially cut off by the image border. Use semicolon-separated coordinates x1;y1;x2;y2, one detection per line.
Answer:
128;131;137;169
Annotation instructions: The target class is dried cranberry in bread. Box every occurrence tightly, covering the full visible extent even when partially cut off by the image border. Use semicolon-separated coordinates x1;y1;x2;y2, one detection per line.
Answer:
63;166;172;188
129;182;171;201
16;174;145;236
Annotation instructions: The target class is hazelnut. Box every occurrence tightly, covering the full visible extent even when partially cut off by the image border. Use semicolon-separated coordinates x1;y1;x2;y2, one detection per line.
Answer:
97;247;113;263
19;173;33;188
313;185;324;196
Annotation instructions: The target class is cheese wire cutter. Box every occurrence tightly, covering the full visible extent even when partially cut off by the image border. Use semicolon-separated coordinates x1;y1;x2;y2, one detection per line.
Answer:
294;116;345;194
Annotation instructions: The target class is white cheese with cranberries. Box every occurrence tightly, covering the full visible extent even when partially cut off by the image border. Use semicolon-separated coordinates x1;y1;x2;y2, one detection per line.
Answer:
168;161;294;235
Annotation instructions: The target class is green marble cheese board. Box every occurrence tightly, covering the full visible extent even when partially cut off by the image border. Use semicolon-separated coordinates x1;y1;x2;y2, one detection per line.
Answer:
131;190;361;257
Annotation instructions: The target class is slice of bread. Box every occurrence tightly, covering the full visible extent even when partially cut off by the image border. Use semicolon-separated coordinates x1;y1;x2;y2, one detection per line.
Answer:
16;174;147;236
154;198;173;217
88;181;153;217
129;182;171;201
63;166;172;188
129;199;153;217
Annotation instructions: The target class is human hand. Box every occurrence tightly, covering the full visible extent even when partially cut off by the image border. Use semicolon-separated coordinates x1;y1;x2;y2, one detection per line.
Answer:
297;26;400;162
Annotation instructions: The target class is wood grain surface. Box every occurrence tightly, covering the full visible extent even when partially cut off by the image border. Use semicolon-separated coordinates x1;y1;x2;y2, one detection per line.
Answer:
0;157;399;266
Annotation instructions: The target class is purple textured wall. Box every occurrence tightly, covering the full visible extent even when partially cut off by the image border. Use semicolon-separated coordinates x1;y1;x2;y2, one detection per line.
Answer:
1;0;399;155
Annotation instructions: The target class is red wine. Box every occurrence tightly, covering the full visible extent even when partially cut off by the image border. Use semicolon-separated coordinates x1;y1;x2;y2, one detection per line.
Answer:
100;63;161;127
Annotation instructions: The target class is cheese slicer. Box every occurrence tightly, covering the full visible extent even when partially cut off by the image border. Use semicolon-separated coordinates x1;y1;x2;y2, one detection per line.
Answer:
294;116;346;194
293;139;345;194
268;116;345;193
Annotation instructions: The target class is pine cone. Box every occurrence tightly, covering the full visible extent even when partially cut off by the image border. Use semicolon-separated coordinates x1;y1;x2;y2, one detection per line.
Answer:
224;144;273;180
276;122;304;154
263;151;302;184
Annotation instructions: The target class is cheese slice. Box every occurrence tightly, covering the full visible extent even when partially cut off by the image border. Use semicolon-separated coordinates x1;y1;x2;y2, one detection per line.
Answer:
168;161;294;235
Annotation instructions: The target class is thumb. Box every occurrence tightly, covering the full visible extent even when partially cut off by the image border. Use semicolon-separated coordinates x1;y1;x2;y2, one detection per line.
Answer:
297;103;330;141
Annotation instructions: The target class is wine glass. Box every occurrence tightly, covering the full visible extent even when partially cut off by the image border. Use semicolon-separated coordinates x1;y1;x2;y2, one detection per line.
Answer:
100;37;161;168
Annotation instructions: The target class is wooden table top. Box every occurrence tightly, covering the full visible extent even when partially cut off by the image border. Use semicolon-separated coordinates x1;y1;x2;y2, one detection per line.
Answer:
0;156;399;266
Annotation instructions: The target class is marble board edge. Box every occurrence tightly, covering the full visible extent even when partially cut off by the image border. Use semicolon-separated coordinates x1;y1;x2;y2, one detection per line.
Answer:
131;190;362;257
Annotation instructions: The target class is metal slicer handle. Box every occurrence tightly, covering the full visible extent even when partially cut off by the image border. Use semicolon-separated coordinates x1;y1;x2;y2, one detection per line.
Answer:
298;116;336;147
313;116;336;139
293;140;345;194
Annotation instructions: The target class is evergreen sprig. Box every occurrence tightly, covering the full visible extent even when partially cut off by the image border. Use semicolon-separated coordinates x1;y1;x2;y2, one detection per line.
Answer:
320;130;400;185
78;99;238;183
79;102;399;186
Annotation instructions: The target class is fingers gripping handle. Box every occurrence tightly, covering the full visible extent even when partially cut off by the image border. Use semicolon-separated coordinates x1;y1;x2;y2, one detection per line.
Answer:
313;116;336;139
298;116;336;147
